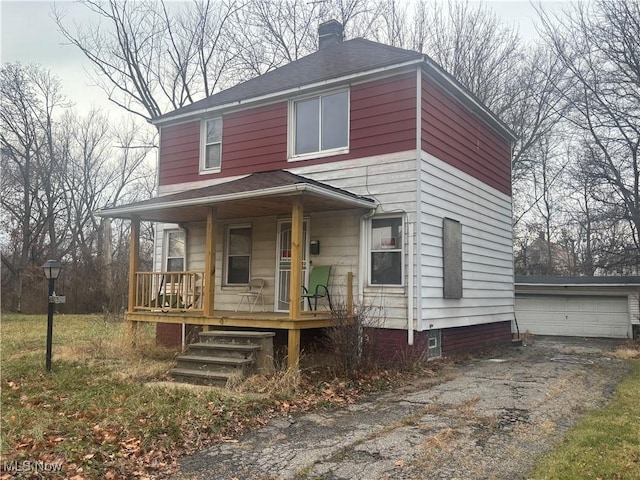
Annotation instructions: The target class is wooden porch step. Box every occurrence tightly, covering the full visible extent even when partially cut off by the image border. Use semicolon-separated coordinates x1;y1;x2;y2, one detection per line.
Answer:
199;330;276;345
169;368;238;387
175;354;253;373
170;330;276;387
187;342;261;359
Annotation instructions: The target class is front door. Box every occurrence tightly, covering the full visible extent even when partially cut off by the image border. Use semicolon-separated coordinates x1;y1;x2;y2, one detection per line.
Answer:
275;219;309;312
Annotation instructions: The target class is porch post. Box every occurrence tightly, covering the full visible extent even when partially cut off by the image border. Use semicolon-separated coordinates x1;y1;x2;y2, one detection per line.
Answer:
127;216;140;341
288;196;304;367
289;196;303;320
203;207;217;317
128;216;140;313
347;271;353;316
288;328;301;369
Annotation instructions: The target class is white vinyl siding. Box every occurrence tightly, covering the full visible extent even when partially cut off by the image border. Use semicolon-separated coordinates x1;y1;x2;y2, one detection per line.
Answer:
630;293;639;325
154;149;513;333
155;218;277;312
418;153;514;330
292;150;418;329
304;211;359;305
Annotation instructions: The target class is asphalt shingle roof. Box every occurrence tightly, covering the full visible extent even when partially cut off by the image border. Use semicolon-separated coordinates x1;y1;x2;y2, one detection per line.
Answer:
152;38;423;123
97;169;375;217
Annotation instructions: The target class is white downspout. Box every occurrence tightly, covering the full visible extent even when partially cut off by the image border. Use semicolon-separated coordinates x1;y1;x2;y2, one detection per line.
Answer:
409;66;421;346
407;221;415;345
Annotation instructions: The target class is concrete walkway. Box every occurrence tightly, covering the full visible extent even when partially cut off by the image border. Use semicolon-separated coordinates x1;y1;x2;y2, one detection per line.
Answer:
171;336;631;480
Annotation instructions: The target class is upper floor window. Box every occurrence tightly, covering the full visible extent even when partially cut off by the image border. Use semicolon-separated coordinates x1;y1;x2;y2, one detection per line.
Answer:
370;216;403;286
201;117;222;172
291;90;349;159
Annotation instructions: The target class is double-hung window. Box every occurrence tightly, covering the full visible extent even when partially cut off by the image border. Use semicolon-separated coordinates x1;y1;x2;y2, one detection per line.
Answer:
166;230;186;271
225;225;252;284
201;117;222;172
291;90;348;158
370;217;403;285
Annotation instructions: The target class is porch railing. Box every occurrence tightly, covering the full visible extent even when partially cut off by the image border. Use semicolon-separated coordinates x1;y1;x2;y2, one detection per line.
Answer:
134;271;204;312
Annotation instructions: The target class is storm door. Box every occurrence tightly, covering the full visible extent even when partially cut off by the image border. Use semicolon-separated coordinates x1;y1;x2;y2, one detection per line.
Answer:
275;219;309;312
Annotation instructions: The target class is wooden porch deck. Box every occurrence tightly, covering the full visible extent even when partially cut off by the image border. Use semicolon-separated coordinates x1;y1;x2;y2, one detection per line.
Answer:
126;309;344;367
126;309;337;330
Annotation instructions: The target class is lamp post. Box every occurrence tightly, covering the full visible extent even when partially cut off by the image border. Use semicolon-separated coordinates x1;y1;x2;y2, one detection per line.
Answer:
42;259;62;372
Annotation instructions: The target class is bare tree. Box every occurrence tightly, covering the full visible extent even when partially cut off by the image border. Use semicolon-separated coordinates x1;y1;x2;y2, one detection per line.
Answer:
54;0;240;120
414;1;522;112
539;0;640;252
0;63;69;311
0;62;155;312
522;136;568;275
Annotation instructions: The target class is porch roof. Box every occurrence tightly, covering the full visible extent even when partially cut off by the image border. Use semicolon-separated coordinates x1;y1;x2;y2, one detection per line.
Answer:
96;170;377;222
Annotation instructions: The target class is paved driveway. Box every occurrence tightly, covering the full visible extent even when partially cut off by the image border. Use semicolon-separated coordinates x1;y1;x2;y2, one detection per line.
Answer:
171;336;631;480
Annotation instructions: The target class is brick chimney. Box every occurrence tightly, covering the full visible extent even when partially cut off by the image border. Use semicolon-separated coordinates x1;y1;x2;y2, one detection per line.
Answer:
318;20;343;49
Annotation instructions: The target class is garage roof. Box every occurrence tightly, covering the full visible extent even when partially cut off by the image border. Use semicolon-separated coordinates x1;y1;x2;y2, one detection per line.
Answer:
516;275;640;286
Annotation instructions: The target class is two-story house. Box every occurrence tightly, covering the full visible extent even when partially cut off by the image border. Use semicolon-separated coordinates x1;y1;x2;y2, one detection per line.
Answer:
99;20;516;370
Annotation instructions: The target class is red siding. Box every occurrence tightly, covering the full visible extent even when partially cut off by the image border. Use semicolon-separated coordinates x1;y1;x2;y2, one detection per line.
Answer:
158;72;417;186
158;121;201;186
441;321;512;356
156;323;181;348
221;102;289;176
364;328;430;364
422;75;511;196
156;323;202;348
363;321;512;362
349;72;416;159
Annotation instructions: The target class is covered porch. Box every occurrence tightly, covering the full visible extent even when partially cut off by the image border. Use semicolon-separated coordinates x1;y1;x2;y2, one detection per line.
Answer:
97;170;376;367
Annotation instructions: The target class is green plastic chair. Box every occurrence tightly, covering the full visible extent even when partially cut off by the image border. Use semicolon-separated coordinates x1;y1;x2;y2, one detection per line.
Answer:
301;265;332;311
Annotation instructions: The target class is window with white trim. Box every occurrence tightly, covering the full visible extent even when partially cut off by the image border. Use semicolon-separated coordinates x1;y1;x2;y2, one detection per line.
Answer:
291;90;348;158
225;225;252;284
166;230;186;271
201;117;222;171
370;217;403;285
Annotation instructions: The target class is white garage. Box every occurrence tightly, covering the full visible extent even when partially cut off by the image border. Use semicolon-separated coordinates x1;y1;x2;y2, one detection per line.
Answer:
515;276;640;339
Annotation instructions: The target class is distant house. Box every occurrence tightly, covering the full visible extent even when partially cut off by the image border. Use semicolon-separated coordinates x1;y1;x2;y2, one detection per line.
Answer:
516;232;572;276
98;20;516;368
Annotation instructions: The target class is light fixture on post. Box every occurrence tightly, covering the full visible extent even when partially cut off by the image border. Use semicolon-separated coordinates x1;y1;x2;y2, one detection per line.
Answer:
41;259;63;372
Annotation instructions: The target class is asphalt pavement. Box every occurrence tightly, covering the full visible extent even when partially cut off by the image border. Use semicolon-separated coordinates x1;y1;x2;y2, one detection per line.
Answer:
170;336;631;480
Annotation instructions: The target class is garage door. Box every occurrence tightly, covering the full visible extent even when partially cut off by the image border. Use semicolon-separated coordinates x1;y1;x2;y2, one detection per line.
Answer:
515;295;630;338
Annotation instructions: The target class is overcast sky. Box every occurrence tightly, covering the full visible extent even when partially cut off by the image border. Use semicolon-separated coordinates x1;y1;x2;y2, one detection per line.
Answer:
0;1;122;116
0;0;567;121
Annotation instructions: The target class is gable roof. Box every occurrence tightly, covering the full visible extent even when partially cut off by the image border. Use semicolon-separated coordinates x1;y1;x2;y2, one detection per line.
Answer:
96;170;376;223
151;38;423;125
